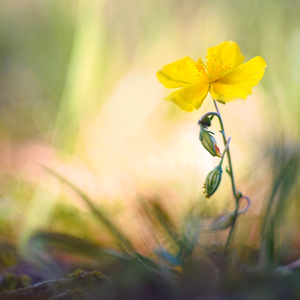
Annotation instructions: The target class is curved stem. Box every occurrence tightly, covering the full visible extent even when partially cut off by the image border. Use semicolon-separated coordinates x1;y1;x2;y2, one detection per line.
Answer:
199;101;239;252
237;195;251;215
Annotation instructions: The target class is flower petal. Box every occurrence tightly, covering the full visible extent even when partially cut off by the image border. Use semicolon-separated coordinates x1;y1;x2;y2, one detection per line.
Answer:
210;83;252;104
156;57;200;88
210;56;267;103
207;41;245;70
217;56;267;86
164;83;209;112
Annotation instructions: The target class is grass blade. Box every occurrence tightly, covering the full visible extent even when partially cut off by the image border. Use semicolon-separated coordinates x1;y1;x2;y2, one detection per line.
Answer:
41;165;136;254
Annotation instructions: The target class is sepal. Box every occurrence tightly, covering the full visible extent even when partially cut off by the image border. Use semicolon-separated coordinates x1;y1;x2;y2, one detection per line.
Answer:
199;125;223;158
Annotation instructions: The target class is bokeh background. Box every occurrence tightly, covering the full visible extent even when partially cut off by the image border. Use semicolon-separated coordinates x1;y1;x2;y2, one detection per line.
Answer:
0;0;300;261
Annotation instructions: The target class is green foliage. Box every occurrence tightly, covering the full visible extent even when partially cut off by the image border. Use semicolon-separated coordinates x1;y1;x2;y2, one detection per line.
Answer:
260;139;300;269
1;158;300;299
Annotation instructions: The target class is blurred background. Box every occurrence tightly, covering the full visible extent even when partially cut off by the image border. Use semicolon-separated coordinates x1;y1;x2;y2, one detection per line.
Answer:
0;0;300;263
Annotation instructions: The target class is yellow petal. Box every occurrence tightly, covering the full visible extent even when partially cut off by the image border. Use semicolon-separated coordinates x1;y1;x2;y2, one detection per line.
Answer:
156;57;200;88
210;83;252;104
217;56;267;86
210;56;267;103
164;83;209;112
207;41;245;70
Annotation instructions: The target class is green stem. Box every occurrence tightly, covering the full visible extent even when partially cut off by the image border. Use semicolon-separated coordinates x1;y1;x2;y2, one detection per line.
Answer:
199;101;239;252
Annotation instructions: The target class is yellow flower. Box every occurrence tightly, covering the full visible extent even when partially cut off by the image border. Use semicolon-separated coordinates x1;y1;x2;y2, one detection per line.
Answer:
156;41;267;112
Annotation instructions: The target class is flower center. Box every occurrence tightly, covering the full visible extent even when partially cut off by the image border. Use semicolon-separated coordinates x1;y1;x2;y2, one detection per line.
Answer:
195;54;231;83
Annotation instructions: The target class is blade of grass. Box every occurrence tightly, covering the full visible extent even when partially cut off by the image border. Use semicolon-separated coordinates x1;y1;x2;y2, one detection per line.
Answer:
41;165;135;254
260;141;300;268
28;231;129;262
140;199;180;247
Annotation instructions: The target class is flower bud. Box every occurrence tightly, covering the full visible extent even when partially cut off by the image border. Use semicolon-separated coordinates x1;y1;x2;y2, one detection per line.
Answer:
198;115;213;127
209;210;234;231
199;126;223;158
203;165;222;198
236;191;243;200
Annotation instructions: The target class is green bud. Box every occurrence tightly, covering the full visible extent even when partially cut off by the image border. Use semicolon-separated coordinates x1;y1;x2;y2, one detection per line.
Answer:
209;210;234;231
203;165;222;198
199;115;213;127
236;191;243;200
199;126;223;158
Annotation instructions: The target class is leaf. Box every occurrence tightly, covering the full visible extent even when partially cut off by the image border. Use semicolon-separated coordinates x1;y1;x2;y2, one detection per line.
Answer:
140;199;180;247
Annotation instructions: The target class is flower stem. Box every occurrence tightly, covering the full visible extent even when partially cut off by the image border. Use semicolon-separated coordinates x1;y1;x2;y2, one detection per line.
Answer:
213;99;220;114
213;101;239;253
199;101;239;252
